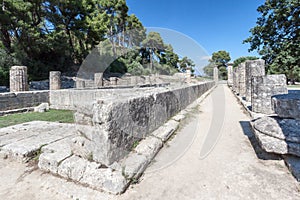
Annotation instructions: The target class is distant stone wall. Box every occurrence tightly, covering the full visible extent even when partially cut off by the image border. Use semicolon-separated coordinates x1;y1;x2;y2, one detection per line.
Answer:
0;91;49;111
70;81;215;166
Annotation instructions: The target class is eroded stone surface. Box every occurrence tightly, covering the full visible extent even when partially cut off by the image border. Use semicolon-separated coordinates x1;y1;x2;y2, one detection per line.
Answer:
9;66;28;92
151;119;179;142
73;82;214;166
38;138;73;174
0;121;76;161
134;136;163;160
251;75;287;114
238;63;246;97
253;117;300;143
245;59;265;102
272;92;300;120
252;117;300;156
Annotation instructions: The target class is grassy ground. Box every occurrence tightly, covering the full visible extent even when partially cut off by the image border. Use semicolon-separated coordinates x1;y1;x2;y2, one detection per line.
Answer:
287;84;300;89
0;110;74;128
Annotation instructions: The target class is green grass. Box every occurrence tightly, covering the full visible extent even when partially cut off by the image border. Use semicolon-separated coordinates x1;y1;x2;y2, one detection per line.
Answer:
0;110;74;128
287;85;300;88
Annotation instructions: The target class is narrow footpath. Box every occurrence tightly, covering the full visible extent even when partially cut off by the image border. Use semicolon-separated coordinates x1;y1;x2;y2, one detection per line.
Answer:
0;84;299;200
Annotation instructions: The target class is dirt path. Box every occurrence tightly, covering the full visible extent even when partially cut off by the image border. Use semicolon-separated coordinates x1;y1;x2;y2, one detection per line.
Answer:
0;84;299;200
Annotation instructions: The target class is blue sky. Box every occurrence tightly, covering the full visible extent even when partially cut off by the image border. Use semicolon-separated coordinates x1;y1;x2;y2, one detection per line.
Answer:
127;0;265;63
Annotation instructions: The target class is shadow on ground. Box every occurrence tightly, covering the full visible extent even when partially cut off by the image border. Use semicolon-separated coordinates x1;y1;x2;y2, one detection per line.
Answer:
239;121;282;161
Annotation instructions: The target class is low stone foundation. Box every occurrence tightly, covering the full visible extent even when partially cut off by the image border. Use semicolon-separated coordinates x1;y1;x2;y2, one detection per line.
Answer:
0;91;49;112
72;81;215;166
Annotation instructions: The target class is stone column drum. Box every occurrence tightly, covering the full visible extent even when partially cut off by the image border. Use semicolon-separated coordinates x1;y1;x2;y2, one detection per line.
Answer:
251;74;288;114
49;71;61;90
9;66;28;92
214;67;219;84
76;79;86;89
186;68;192;83
94;73;103;88
238;63;246;98
227;63;233;87
232;66;238;93
245;60;265;102
110;77;118;86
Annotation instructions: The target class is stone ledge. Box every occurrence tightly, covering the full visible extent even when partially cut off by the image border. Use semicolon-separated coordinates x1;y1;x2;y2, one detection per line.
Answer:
272;92;300;120
251;118;300;157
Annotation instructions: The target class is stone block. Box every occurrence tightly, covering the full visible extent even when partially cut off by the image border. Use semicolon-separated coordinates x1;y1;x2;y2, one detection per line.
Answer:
272;92;300;120
213;67;218;83
151;119;179;142
251;75;288;114
121;153;149;179
238;63;246;97
94;73;103;88
34;103;49;113
0;121;76;162
245;59;265;101
134;136;163;160
252;117;300;156
38;138;73;174
72;82;214;166
232;66;238;93
49;71;61;90
227;63;233;86
56;155;129;194
9;66;28;92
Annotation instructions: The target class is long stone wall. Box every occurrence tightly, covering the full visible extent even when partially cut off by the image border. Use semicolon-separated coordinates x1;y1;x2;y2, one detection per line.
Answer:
71;81;215;166
0;91;49;111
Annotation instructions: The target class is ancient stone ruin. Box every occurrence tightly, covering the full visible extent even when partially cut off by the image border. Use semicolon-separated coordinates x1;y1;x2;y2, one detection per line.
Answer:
0;68;216;194
49;71;61;90
9;66;28;92
231;59;300;181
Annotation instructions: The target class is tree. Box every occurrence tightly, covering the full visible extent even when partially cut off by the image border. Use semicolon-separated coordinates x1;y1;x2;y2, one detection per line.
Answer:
233;56;259;68
207;50;231;80
210;50;231;68
244;0;300;83
203;62;214;77
179;56;195;72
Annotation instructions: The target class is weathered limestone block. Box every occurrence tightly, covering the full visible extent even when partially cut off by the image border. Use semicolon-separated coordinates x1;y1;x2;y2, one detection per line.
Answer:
227;63;233;87
38;138;73;174
134;136;163;160
251;75;287;114
94;73;103;88
130;76;138;86
238;63;246;97
76;79;85;89
252;117;300;156
0;91;49;111
213;67;218;83
57;155;129;194
232;66;238;93
245;59;265;101
110;77;118;86
186;68;192;83
272;92;300;120
9;66;28;92
34;103;49;113
73;82;214;166
49;71;61;90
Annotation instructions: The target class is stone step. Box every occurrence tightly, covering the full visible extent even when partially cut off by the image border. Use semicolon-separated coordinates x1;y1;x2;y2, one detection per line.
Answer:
0;121;76;162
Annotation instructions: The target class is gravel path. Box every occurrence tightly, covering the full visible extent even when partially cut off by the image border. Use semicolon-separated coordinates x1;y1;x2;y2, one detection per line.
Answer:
0;84;299;200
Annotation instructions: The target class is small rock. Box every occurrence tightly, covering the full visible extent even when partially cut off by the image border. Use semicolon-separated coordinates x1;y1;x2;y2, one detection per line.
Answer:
34;103;49;113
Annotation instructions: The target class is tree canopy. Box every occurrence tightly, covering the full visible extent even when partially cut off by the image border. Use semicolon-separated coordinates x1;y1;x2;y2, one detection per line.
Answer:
0;0;194;86
203;50;231;80
244;0;300;83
